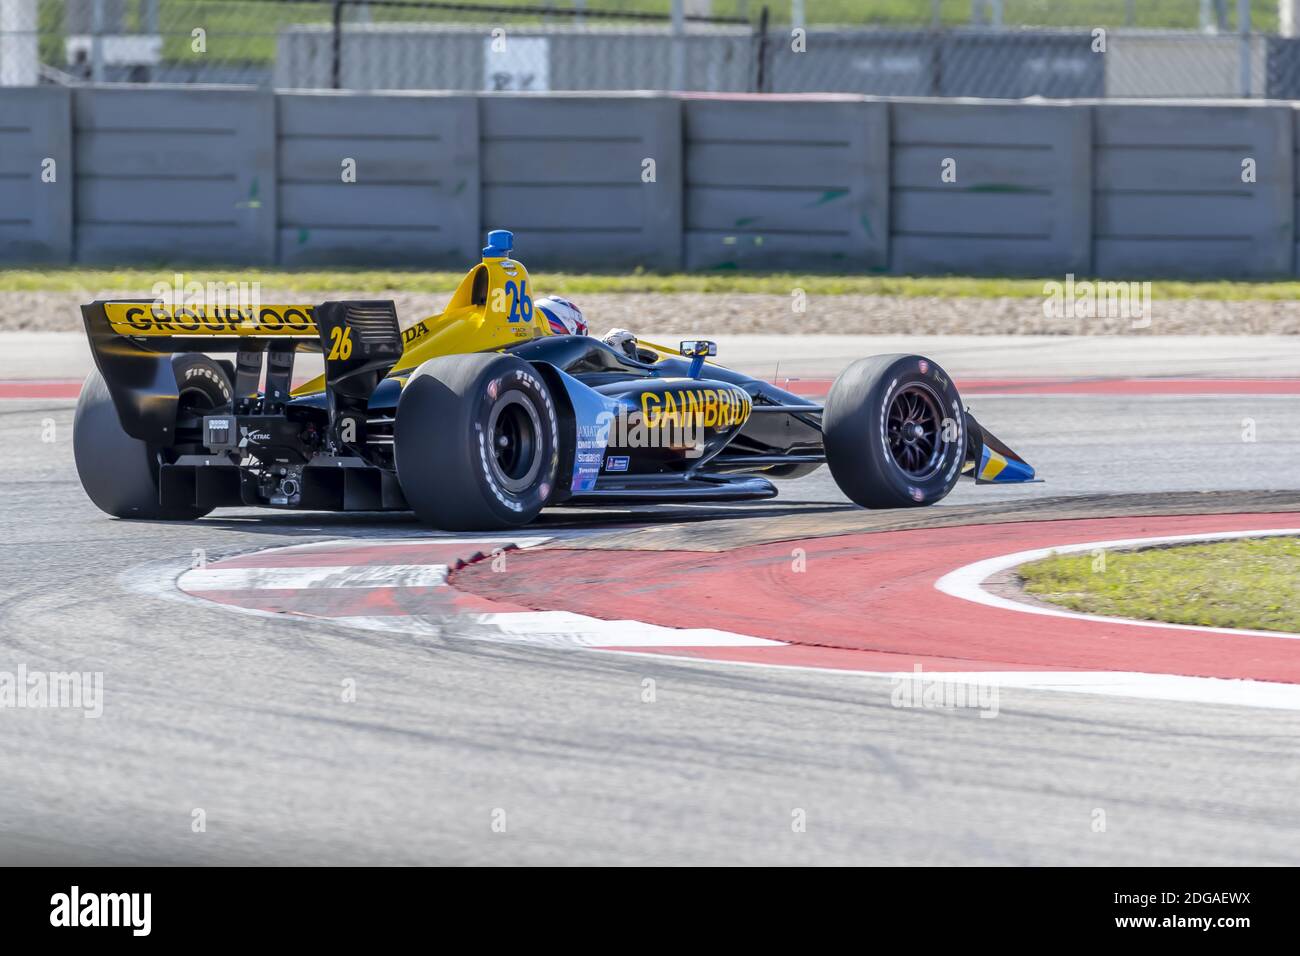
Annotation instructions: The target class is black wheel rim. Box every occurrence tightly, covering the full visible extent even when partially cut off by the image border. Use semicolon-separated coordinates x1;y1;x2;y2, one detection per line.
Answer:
487;392;542;493
885;383;945;480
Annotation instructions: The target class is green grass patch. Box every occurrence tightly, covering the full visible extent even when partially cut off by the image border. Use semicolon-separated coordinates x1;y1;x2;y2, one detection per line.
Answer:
1018;537;1300;634
9;267;1300;299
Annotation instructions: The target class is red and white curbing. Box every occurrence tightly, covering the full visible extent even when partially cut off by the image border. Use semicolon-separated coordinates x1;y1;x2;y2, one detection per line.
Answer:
170;517;1300;710
176;536;781;651
936;527;1300;641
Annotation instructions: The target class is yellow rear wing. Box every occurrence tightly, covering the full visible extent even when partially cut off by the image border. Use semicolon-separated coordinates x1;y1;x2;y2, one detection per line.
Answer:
83;297;402;448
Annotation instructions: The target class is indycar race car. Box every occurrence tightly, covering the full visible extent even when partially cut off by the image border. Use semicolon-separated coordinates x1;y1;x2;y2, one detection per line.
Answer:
73;230;1035;530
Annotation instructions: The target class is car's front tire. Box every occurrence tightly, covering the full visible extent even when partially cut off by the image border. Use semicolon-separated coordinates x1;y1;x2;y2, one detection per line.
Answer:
394;353;559;530
823;354;966;508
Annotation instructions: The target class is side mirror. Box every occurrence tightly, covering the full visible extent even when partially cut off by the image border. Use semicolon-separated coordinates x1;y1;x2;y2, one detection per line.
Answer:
679;340;717;357
679;340;716;379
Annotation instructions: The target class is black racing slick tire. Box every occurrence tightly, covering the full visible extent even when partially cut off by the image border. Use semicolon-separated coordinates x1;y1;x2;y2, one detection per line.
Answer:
394;353;560;530
823;353;966;509
73;355;231;520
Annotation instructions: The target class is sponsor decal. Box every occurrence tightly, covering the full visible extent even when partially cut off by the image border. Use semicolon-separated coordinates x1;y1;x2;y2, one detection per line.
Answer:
106;303;316;336
560;374;622;493
605;455;630;472
640;386;751;430
239;426;273;448
183;366;232;401
401;321;430;346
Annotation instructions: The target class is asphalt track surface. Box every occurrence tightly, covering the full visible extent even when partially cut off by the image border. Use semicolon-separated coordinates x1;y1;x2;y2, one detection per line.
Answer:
1;334;1299;865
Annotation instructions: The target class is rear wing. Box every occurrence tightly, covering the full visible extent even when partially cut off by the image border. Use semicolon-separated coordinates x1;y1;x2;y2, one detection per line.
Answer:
82;299;400;446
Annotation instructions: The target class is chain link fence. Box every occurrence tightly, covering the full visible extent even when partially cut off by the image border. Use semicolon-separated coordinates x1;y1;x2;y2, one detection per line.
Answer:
0;0;1297;96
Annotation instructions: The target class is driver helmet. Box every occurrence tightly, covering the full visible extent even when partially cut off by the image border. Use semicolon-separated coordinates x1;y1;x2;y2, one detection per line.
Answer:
535;296;587;337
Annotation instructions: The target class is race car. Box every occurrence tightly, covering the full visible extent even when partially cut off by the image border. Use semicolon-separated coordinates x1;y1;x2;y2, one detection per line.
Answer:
73;230;1035;530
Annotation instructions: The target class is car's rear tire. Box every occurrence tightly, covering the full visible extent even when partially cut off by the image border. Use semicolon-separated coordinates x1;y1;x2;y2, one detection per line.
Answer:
73;355;231;520
394;353;559;530
823;354;966;508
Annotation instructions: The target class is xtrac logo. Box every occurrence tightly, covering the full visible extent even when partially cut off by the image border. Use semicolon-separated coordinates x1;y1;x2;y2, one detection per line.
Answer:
239;426;272;448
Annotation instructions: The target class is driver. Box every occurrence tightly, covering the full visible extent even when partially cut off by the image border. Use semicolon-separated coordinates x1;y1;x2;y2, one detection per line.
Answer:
535;295;643;361
535;296;588;337
600;328;640;360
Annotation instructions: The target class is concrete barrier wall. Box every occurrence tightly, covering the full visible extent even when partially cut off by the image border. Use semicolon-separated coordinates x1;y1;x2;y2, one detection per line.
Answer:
481;94;682;270
0;88;71;263
277;91;479;267
1093;102;1293;278
72;87;276;264
890;100;1091;276
3;86;1300;277
683;97;888;271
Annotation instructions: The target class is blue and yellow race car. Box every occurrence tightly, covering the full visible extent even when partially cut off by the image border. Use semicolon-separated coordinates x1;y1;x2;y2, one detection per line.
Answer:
74;231;1034;529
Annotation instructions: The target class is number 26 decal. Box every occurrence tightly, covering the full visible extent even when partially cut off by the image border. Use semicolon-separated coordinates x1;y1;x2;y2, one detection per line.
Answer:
328;325;354;360
504;280;533;323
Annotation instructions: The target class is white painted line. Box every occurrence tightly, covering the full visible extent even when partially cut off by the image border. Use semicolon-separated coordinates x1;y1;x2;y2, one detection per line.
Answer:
180;564;449;591
935;528;1300;639
880;669;1300;711
328;611;784;649
272;536;553;552
479;613;784;648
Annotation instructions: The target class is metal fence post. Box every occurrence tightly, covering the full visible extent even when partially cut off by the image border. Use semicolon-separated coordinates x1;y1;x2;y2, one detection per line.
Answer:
332;0;343;90
91;0;105;83
1239;0;1251;96
753;5;769;93
971;0;1001;27
670;0;684;91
